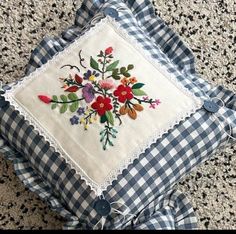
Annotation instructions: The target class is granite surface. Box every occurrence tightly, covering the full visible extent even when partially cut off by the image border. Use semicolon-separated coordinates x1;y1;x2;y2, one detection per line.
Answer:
0;0;235;230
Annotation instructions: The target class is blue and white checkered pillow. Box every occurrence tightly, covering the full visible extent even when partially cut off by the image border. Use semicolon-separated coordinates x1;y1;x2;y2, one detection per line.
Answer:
1;0;236;230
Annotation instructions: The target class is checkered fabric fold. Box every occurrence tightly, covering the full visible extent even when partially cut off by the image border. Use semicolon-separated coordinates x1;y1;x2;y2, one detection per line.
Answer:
1;0;236;230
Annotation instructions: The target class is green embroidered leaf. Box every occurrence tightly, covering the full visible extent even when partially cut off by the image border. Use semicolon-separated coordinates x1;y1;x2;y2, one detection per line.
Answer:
112;75;121;80
90;56;99;70
120;67;126;74
105;111;114;126
69;101;79;112
123;72;131;77
112;68;119;75
51;103;57;110
132;83;145;89
132;89;147;96
128;64;134;70
68;93;78;101
60;95;67;102
100;114;107;123
60;104;68;113
52;95;58;102
106;60;119;72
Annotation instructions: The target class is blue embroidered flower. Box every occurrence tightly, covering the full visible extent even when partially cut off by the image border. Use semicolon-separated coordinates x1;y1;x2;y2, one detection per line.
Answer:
70;115;79;125
84;70;100;80
77;107;85;115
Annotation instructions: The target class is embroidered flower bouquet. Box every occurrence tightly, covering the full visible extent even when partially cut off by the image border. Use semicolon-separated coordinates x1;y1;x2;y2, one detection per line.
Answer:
38;46;160;150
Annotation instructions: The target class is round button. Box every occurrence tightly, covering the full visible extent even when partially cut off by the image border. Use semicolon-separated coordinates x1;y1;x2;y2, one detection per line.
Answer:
94;199;111;216
203;100;219;113
103;8;119;20
0;90;5;95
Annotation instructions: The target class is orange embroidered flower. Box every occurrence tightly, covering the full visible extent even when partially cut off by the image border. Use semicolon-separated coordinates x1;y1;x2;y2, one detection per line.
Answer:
130;77;137;84
121;77;129;85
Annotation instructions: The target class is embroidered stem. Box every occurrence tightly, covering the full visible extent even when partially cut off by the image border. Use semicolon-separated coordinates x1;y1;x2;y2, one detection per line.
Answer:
79;50;86;69
51;98;84;104
60;64;81;72
64;79;85;88
83;109;97;125
92;81;106;96
133;96;153;104
100;123;118;150
112;98;122;125
101;54;107;80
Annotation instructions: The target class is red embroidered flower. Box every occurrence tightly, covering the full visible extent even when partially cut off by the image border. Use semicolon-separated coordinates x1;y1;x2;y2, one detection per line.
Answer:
38;95;52;104
105;47;113;55
113;85;133;103
91;96;113;116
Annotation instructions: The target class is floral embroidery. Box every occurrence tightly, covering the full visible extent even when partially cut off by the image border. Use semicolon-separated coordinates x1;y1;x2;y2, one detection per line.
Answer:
38;47;161;150
114;85;134;103
91;96;113;116
82;83;96;103
70;115;79;125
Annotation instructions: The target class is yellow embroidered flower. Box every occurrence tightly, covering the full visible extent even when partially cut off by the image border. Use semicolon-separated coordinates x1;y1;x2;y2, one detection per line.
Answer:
89;75;96;82
84;124;88;130
80;118;85;124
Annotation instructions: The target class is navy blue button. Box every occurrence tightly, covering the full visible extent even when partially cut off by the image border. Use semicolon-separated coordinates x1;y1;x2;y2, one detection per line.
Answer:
103;8;119;20
203;100;219;113
94;199;111;216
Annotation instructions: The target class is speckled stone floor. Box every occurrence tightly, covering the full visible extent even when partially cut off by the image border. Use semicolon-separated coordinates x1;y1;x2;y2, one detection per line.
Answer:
0;0;235;230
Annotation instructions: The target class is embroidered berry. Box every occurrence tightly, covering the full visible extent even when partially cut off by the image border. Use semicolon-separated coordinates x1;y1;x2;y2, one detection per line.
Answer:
38;95;52;104
114;85;133;103
105;46;113;55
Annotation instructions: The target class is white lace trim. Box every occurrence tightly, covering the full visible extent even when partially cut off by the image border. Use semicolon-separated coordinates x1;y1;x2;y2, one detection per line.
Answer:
3;17;203;196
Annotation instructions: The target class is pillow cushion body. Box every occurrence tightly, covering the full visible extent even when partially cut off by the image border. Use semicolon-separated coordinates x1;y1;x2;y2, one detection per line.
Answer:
1;0;236;230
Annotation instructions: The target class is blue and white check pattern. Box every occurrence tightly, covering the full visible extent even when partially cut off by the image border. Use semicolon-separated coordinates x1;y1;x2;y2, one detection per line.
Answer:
1;0;236;230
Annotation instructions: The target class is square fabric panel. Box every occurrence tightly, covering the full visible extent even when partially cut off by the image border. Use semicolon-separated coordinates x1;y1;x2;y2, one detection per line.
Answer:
4;17;201;194
1;0;236;230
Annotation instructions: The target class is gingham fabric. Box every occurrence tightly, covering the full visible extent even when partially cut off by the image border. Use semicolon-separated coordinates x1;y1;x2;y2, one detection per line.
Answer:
1;0;236;230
